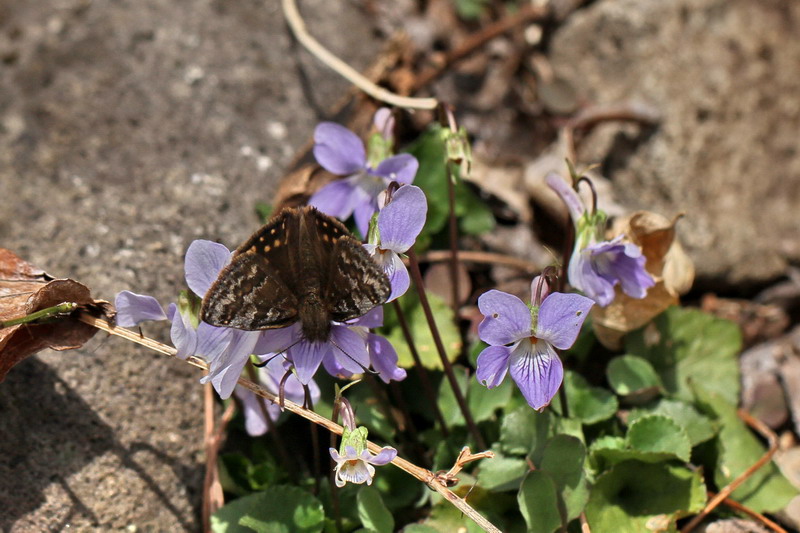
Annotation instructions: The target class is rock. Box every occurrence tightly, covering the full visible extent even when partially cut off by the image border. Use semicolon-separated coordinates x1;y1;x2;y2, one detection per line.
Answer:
549;0;800;289
0;0;379;529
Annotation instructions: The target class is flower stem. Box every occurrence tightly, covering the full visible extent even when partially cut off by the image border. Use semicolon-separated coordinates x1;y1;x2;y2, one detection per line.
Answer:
392;300;450;438
406;249;487;450
80;312;501;533
244;362;296;474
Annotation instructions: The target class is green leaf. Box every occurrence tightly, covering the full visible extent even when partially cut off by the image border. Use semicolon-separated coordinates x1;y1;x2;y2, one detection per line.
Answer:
518;471;562;533
693;384;798;512
468;372;513;423
400;526;440;533
560;371;618;424
627;415;691;462
606;354;663;398
585;461;706;533
540;435;589;522
455;184;495;236
626;307;741;404
383;291;461;370
212;486;324;533
357;487;394;533
628;399;717;447
477;454;529;492
499;406;553;457
405;127;451;236
437;365;470;427
589;415;691;470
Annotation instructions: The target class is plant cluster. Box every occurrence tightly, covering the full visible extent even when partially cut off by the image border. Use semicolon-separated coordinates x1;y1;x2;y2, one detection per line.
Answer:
110;109;796;532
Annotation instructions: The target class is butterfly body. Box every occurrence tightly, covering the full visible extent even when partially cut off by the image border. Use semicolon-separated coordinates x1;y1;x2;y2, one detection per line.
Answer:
200;206;390;342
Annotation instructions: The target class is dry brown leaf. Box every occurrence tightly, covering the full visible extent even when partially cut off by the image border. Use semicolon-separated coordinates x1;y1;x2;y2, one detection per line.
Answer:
593;211;694;349
0;248;113;381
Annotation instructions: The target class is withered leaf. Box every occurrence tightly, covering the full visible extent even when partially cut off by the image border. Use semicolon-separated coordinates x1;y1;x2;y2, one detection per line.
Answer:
0;248;114;381
593;211;695;349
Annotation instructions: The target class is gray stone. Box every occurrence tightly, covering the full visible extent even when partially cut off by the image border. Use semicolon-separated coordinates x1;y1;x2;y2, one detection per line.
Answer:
549;0;800;289
0;0;378;529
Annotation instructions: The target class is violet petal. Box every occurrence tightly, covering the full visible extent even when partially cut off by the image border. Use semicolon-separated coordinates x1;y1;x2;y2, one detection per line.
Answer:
535;292;594;350
309;179;360;220
366;447;397;465
185;240;232;298
115;291;167;326
289;340;329;385
546;172;584;223
476;345;512;389
329;325;370;375
374;153;418;184
509;339;563;411
313;122;366;175
379;185;427;253
477;290;531;346
368;333;406;384
168;303;198;360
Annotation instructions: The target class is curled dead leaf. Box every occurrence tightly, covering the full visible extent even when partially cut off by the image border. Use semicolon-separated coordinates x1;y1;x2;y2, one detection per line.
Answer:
593;211;695;349
0;248;114;381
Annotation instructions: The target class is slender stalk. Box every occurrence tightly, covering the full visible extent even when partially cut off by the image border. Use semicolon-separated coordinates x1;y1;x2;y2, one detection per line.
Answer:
392;300;449;437
80;313;501;532
405;249;486;449
1;302;77;327
244;363;295;472
281;0;437;110
445;161;461;316
415;249;540;273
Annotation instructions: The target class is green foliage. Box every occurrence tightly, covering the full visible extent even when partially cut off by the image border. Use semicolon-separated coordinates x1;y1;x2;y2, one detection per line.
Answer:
585;461;706;532
692;384;797;512
628;399;716;447
626;306;741;404
518;471;561;533
553;371;618;424
382;290;461;370
539;435;589;522
606;354;663;398
212;486;324;533
405;126;495;239
357;487;394;533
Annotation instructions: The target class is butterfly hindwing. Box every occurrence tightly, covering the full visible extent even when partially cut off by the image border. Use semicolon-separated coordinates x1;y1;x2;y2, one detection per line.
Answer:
201;251;299;330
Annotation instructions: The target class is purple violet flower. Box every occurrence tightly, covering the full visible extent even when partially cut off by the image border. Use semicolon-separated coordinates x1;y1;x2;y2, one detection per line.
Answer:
233;357;321;437
363;184;427;302
546;172;655;307
476;276;594;410
309;121;419;236
329;398;396;487
330;445;397;487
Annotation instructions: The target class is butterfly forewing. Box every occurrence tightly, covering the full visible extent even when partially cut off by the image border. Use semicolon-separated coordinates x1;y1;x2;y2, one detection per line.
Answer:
201;252;299;330
326;236;391;322
200;206;390;337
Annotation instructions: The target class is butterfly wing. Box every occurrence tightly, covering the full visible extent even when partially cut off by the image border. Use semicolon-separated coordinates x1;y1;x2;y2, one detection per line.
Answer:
325;235;391;323
201;210;300;330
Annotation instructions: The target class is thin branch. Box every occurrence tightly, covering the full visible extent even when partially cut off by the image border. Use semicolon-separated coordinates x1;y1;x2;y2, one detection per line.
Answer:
680;409;780;533
406;249;487;449
709;492;788;533
412;4;549;91
414;249;540;273
80;313;500;533
392;300;450;437
281;0;437;110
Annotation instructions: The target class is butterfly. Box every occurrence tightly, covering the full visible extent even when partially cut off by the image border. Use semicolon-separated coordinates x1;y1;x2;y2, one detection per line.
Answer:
200;206;391;342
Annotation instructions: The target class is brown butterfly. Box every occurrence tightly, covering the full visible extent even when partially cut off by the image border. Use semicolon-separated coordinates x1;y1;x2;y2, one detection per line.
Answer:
200;206;390;342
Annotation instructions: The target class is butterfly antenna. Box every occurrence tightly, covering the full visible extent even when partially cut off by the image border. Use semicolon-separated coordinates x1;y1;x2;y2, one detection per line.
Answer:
253;337;303;367
328;337;379;376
